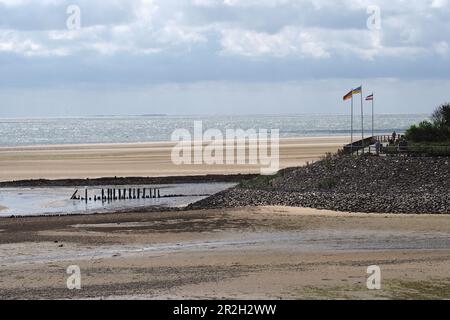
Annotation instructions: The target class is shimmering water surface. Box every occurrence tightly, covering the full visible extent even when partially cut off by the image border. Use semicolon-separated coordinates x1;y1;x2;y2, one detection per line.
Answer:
0;183;235;217
0;114;427;147
0;114;429;216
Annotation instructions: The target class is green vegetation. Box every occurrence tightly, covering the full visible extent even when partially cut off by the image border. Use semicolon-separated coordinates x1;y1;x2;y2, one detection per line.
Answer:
317;177;337;190
321;152;335;170
384;141;450;156
405;103;450;143
385;279;450;300
316;153;338;189
405;143;450;156
294;279;450;300
238;167;294;189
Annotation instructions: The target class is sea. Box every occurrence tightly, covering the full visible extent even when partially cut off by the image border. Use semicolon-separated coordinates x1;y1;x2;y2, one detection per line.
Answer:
0;183;236;217
0;114;428;147
0;113;430;216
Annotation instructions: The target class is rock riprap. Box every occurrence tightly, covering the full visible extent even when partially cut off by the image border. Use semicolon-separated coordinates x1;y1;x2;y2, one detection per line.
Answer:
190;155;449;214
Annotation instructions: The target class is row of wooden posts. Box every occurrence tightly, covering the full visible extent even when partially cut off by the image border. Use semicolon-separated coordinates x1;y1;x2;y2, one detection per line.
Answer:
71;188;161;203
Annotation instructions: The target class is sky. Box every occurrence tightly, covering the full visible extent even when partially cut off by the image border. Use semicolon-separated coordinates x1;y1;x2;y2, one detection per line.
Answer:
0;0;449;117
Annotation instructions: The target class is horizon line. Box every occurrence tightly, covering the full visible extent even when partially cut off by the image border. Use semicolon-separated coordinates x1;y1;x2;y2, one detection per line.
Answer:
0;112;430;120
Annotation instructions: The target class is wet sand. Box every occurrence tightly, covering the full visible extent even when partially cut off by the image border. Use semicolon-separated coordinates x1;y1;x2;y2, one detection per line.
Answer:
1;206;450;299
0;137;348;181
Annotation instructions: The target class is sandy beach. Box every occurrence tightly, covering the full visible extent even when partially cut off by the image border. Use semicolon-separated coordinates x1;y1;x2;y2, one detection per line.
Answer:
1;136;449;300
0;137;348;181
1;206;450;299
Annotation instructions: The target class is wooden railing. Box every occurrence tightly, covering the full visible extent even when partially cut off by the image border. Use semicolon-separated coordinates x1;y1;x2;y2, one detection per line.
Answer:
343;135;450;156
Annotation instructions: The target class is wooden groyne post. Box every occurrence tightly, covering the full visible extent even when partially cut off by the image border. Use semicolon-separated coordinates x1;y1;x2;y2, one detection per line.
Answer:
70;189;78;200
74;187;162;202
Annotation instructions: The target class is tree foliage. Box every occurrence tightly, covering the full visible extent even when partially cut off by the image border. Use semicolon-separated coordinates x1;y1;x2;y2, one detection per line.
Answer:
431;103;450;128
405;104;450;143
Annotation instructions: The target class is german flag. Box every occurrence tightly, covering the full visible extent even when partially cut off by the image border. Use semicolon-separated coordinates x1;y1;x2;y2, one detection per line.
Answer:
343;90;353;101
366;94;374;101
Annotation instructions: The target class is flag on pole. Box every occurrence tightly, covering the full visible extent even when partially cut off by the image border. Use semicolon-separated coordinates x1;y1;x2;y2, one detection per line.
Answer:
352;86;362;95
343;88;354;151
366;94;374;101
343;90;353;101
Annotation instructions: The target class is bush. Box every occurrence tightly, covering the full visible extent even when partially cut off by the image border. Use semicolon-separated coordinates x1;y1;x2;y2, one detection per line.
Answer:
405;121;443;142
405;104;450;143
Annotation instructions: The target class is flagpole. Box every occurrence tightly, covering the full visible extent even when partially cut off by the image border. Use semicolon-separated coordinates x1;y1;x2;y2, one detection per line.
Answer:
360;86;364;150
372;93;374;138
351;92;354;153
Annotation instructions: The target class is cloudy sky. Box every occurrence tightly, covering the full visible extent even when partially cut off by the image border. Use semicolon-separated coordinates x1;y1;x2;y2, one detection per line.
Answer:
0;0;449;117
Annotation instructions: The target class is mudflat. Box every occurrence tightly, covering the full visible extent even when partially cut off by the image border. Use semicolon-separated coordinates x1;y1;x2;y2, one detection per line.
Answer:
1;206;450;299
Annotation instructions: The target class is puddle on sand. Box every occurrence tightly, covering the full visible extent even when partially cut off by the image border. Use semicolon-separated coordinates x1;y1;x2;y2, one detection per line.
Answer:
0;183;235;217
2;230;450;265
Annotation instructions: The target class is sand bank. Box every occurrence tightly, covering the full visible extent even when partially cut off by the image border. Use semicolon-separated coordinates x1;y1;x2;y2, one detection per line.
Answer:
0;137;348;181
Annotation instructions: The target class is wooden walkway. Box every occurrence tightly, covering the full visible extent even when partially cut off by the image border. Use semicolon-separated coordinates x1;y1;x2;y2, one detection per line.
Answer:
342;137;376;155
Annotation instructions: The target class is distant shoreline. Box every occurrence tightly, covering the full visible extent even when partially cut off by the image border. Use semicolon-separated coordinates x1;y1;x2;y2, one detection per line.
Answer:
0;135;350;150
0;112;429;120
0;133;404;150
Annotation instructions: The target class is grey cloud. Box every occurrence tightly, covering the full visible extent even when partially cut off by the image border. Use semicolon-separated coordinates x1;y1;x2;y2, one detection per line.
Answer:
0;0;449;116
0;0;135;30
